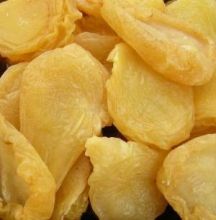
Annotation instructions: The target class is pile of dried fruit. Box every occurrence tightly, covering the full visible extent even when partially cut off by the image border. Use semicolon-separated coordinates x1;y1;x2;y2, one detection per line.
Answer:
0;0;216;219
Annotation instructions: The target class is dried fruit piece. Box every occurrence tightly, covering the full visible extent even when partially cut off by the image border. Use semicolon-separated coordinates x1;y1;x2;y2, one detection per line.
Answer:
0;0;81;63
77;15;115;35
166;0;216;41
86;136;167;220
166;0;216;133
0;63;27;129
0;113;56;220
20;44;110;188
157;134;216;220
101;0;216;85
51;154;91;220
76;0;103;17
106;43;194;150
75;32;120;63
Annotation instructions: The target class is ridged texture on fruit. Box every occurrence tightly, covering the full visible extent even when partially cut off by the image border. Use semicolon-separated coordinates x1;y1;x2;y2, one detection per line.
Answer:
86;136;167;220
101;0;216;85
0;114;56;220
20;44;110;188
0;0;81;63
167;0;216;133
106;43;194;150
51;154;91;220
157;134;216;220
0;63;27;129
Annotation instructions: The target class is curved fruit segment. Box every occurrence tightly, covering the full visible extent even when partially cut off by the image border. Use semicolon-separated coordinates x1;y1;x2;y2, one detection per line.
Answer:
85;136;167;220
166;0;216;41
20;44;110;188
166;0;216;133
0;63;27;129
0;114;56;220
0;0;81;63
157;134;216;220
101;0;216;85
51;154;91;220
106;43;194;150
76;0;103;17
75;32;120;64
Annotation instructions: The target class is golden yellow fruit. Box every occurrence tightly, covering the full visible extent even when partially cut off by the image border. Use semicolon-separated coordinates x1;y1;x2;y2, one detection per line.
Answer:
166;0;216;133
86;136;167;220
0;63;27;129
75;32;120;63
77;15;115;35
0;0;81;63
101;0;216;85
157;134;216;220
166;0;216;41
106;43;194;150
76;0;103;17
0;114;56;220
51;154;91;220
20;44;110;188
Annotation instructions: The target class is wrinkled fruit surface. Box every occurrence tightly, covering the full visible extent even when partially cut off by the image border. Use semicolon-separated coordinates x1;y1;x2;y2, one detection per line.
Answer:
106;43;194;150
0;0;81;63
157;134;216;220
0;114;56;220
85;136;167;220
20;43;110;188
51;154;91;220
101;0;216;85
0;62;27;129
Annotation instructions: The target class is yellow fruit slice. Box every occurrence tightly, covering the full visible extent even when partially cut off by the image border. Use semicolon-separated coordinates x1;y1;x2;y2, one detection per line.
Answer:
0;63;27;129
51;154;91;220
86;136;167;220
0;0;81;63
76;0;103;17
166;0;216;41
75;32;120;63
157;134;216;220
0;114;56;220
106;43;194;150
20;44;110;188
101;0;216;85
166;0;216;133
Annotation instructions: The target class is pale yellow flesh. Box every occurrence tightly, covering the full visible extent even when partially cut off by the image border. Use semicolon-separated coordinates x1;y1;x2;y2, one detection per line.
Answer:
0;63;27;129
101;0;216;85
106;43;194;150
51;154;91;220
0;0;81;63
157;134;216;220
0;114;56;220
20;43;110;188
86;136;167;220
166;0;216;133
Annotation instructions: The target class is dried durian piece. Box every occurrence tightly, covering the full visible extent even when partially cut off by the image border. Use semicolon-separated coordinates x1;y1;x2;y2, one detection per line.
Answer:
106;43;194;150
166;0;216;133
76;0;103;17
20;43;110;188
51;154;91;220
77;15;115;35
0;113;56;220
166;0;216;41
101;0;216;85
0;63;27;129
85;136;167;220
0;0;81;63
157;134;216;220
75;32;120;64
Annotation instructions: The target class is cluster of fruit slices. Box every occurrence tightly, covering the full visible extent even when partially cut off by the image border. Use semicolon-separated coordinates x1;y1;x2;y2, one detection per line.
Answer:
0;0;216;220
